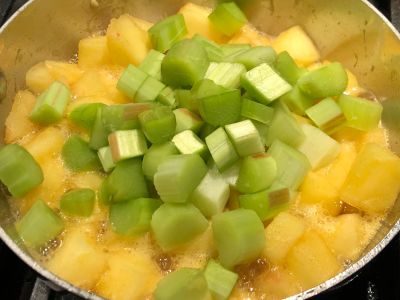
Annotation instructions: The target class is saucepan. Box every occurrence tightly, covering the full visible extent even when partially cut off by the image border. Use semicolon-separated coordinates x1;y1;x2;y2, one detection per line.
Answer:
0;0;400;299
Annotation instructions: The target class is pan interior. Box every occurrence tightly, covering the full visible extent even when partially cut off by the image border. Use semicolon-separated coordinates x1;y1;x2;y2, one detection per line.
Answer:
0;0;400;298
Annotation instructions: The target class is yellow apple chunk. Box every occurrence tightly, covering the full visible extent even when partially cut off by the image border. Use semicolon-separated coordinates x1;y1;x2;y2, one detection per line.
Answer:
78;36;110;68
272;25;320;66
5;90;39;143
47;229;108;290
106;14;150;66
286;231;341;289
263;212;306;265
340;143;400;214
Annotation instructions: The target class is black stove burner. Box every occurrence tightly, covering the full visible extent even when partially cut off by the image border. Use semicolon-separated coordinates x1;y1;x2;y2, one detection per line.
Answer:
1;0;400;299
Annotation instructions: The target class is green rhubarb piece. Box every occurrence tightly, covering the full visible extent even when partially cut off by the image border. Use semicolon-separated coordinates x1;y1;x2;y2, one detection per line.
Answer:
30;81;70;124
68;103;106;132
110;197;162;236
90;103;152;150
138;105;176;144
193;34;224;62
200;123;218;140
204;260;238;300
212;209;265;268
175;89;198;112
161;39;209;88
228;46;277;70
151;203;208;251
239;187;290;221
241;98;274;125
135;76;165;103
106;158;149;202
225;120;264;157
275;51;307;85
220;44;251;58
98;179;111;205
205;127;239;171
142;142;179;181
219;161;241;187
305;97;345;133
0;144;43;197
252;120;269;145
139;49;165;80
148;14;188;53
338;94;383;131
157;87;176;107
172;130;208;158
279;85;314;116
263;188;291;219
241;63;292;104
16;200;64;248
298;62;348;99
62;135;101;171
108;129;147;162
297;124;340;170
236;153;277;194
154;154;208;203
60;188;95;217
117;64;148;100
267;139;311;190
205;62;246;89
90;109;111;150
154;268;209;300
265;101;305;148
97;146;115;173
173;108;204;134
209;2;247;36
190;169;230;218
194;80;242;126
102;103;152;132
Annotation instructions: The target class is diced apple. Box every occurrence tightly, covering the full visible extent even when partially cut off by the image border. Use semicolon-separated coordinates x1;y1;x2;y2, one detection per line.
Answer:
263;212;306;265
258;267;301;299
45;61;83;86
98;67;130;104
229;24;271;46
23;126;65;163
332;127;364;144
340;143;400;214
358;127;387;149
22;156;68;212
272;25;320;66
318;142;357;191
78;36;110;68
47;229;108;290
300;172;341;216
286;230;341;289
26;62;55;93
95;251;161;300
106;14;150;66
179;3;225;43
5;90;39;143
72;70;109;98
327;214;365;261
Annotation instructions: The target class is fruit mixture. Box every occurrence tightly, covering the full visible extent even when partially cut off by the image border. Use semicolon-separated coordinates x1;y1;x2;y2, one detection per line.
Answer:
2;2;400;300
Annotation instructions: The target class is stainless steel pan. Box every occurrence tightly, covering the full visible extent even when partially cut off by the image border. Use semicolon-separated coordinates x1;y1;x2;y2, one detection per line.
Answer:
0;0;400;299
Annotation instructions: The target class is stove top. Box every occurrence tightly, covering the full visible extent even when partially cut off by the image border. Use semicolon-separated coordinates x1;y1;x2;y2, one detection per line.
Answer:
1;0;400;299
